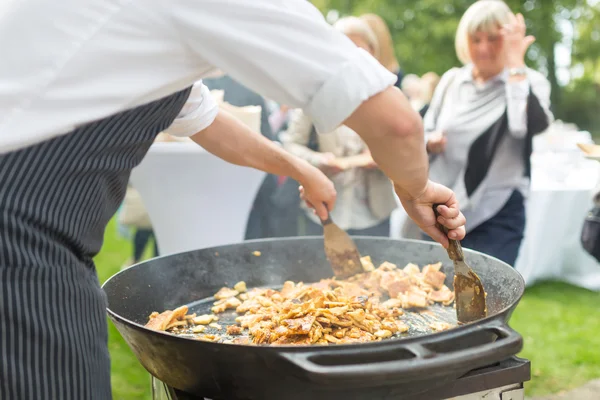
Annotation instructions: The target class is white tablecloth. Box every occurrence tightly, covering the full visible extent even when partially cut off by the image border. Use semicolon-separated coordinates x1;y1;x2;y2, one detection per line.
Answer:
516;157;600;290
130;142;265;255
390;158;600;291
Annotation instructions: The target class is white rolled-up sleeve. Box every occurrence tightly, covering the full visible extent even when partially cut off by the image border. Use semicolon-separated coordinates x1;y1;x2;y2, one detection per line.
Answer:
163;81;219;137
505;71;553;139
505;79;530;138
168;0;397;134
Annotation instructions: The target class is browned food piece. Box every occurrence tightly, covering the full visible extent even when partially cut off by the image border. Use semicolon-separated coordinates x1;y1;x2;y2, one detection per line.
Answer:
360;256;375;272
235;298;263;314
311;279;333;291
403;263;421;275
374;329;393;339
252;328;272;344
214;287;239;300
402;291;428;309
354;270;380;293
395;320;410;333
379;271;397;289
380;317;408;333
423;269;446;290
429;286;455;305
385;276;412;298
378;261;397;271
166;320;189;330
281;281;312;300
329;281;367;298
193;314;216;325
232;336;251;345
226;325;243;335
272;335;312;345
423;262;442;273
192;326;206;333
282;315;316;335
212;297;242;313
169;305;189;320
198;334;220;342
145;305;189;331
340;328;374;343
234;281;247;293
236;314;266;328
430;321;453;331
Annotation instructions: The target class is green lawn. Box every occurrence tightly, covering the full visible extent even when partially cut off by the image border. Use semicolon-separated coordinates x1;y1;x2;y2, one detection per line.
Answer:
95;218;600;399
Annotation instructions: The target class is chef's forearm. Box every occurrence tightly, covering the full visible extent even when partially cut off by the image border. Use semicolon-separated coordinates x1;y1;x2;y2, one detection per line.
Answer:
344;87;429;200
190;110;313;183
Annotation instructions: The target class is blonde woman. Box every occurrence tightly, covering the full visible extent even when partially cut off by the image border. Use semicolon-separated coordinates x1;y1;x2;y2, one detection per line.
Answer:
423;0;553;265
280;16;397;237
360;13;404;86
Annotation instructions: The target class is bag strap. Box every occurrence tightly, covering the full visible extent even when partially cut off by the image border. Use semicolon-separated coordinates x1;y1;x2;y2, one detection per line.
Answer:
307;124;319;152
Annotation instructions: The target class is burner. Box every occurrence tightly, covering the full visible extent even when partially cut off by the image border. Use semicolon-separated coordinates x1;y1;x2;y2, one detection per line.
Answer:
152;357;530;400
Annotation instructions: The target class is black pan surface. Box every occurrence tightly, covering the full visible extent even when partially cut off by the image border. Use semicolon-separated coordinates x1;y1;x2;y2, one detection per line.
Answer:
103;237;525;399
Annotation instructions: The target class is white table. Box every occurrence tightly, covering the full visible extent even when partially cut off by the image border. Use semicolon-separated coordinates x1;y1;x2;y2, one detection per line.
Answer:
515;157;600;290
130;142;265;255
390;157;600;291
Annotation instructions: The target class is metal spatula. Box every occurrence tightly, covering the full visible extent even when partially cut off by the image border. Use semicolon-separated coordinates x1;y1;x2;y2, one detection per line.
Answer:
433;205;487;323
321;214;364;279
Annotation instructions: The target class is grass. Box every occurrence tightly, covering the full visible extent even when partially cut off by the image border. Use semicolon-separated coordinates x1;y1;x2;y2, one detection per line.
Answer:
95;218;600;398
511;282;600;395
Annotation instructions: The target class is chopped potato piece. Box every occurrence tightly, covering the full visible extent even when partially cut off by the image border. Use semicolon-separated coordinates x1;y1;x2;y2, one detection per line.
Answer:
234;281;247;293
192;315;215;325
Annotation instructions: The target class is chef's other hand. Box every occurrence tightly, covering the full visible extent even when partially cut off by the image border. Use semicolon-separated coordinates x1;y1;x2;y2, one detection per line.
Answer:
298;166;336;220
396;180;466;248
426;131;447;154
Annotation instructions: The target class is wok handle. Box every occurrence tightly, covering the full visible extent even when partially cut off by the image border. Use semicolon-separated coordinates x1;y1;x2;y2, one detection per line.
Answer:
433;203;464;262
276;320;522;385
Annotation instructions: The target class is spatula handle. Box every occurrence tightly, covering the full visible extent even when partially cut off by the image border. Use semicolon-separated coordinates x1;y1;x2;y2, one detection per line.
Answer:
305;200;332;226
433;204;464;262
320;215;332;225
319;202;333;226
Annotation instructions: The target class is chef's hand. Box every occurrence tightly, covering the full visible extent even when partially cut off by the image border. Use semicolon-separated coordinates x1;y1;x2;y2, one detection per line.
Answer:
297;166;336;220
396;180;466;248
426;131;447;154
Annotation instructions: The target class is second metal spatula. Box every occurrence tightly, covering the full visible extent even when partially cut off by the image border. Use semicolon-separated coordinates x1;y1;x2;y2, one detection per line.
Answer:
321;214;364;279
433;204;487;324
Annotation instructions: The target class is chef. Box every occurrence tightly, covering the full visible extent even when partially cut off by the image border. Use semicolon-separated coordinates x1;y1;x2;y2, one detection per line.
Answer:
0;0;466;399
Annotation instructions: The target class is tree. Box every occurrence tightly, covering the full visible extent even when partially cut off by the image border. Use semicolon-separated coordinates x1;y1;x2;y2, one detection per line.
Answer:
313;0;472;75
312;0;596;129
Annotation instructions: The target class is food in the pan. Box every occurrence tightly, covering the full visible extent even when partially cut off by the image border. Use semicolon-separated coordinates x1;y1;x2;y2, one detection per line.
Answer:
145;256;456;345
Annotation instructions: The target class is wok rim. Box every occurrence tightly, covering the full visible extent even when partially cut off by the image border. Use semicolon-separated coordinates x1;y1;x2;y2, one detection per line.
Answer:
102;236;525;351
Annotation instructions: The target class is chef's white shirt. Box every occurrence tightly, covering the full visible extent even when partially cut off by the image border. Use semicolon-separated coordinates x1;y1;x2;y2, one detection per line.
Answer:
0;0;397;154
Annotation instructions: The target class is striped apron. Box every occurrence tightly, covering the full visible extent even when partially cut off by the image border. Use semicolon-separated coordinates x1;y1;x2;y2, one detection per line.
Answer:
0;87;192;400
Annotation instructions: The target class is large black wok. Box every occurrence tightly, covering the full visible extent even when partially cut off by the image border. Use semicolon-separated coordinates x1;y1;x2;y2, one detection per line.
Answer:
103;237;525;400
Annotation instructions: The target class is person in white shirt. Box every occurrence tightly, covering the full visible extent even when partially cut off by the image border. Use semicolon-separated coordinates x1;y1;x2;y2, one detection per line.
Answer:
0;1;466;399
